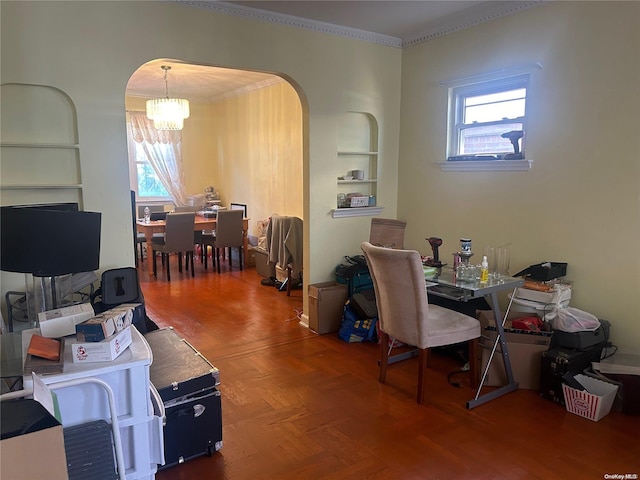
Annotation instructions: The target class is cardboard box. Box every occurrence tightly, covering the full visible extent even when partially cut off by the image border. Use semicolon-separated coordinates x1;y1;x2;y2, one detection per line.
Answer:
71;326;132;363
75;314;117;342
480;325;552;390
104;304;138;331
0;399;69;479
38;303;95;338
562;374;618;421
309;282;348;334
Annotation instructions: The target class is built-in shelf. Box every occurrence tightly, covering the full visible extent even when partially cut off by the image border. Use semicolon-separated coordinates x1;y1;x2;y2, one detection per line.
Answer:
337;151;378;156
1;83;82;207
437;159;533;172
1;143;79;149
337;179;377;184
1;184;83;190
331;206;384;218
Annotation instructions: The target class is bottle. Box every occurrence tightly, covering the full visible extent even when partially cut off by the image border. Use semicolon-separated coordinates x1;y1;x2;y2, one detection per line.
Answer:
144;206;150;223
480;255;489;283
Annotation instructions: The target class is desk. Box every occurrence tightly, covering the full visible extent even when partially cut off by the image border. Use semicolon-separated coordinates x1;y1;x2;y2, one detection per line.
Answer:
424;268;524;409
137;216;250;273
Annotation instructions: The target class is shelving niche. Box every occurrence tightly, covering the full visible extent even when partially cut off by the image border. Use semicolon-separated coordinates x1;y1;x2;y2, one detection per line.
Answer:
333;111;383;218
0;83;83;206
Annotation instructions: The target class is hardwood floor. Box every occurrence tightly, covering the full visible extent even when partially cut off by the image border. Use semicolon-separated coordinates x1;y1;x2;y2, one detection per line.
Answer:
139;256;639;480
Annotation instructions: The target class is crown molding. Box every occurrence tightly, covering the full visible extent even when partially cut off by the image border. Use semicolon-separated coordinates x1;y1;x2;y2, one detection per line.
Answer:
402;1;545;48
177;1;402;48
177;1;544;48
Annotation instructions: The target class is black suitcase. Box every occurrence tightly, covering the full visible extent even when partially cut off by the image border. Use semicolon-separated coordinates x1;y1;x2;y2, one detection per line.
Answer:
145;328;223;469
540;346;603;405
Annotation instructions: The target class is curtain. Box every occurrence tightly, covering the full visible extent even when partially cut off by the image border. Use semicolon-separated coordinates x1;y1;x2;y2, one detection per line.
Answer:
128;111;188;206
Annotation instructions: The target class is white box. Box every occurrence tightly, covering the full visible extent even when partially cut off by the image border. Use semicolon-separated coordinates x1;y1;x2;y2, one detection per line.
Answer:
100;305;135;332
38;303;95;338
514;284;571;305
562;374;618;421
71;326;132;363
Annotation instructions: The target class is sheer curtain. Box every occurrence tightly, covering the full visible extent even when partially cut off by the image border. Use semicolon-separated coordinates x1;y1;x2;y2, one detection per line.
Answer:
128;111;188;206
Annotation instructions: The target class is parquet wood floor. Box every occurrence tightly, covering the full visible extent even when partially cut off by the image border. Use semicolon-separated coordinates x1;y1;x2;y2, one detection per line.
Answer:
139;256;639;480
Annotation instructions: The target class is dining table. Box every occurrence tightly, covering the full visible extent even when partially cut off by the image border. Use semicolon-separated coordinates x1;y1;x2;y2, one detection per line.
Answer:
136;215;250;273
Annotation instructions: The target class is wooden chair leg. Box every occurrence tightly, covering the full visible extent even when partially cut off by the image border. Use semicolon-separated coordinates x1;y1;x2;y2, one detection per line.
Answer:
469;337;479;390
152;249;157;277
166;254;171;281
190;252;195;277
238;246;243;271
178;253;183;273
417;348;429;404
379;331;389;383
216;248;221;274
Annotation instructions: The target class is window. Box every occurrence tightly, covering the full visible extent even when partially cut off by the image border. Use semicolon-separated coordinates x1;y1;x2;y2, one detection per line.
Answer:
131;141;171;199
447;73;529;161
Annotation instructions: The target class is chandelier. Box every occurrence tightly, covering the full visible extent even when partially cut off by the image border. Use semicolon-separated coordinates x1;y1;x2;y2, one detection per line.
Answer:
146;65;190;130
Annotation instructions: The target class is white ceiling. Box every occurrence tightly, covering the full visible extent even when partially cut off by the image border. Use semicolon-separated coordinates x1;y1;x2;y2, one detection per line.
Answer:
127;1;541;102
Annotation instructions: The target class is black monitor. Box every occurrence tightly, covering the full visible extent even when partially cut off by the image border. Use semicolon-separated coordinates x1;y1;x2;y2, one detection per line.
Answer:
0;204;101;277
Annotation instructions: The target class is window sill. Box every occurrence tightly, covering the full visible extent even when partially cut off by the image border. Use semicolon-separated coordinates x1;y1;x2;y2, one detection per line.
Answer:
331;206;384;218
437;159;533;172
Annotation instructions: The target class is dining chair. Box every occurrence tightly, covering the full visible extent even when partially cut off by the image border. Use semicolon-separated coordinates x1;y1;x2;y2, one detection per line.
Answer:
369;217;406;249
202;209;244;273
360;241;481;404
174;206;204;265
151;212;196;281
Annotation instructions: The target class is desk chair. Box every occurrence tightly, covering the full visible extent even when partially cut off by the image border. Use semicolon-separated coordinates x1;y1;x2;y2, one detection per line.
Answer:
369;218;406;249
202;210;244;273
361;242;480;404
151;212;196;281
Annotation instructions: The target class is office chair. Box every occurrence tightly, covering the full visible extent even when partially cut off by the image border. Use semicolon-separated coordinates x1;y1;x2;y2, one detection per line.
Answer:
361;241;480;404
201;209;244;273
369;218;406;249
151;212;196;281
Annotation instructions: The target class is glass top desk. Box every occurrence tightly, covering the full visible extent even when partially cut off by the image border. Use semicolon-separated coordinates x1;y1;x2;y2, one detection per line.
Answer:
424;267;524;409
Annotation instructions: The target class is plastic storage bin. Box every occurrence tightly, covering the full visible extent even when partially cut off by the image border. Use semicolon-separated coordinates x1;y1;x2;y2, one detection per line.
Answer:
562;374;618;421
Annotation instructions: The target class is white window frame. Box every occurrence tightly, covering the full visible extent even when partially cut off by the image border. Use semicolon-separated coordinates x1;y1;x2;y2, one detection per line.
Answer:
126;118;171;203
439;64;541;172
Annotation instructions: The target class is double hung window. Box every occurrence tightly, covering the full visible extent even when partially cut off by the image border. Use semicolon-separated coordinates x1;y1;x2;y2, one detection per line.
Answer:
447;73;529;161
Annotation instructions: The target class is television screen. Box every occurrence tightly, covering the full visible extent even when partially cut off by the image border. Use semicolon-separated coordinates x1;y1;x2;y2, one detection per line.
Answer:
0;206;101;276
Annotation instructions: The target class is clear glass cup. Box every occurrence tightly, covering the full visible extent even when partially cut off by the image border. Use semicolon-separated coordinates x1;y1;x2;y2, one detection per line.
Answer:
483;246;496;277
497;247;510;277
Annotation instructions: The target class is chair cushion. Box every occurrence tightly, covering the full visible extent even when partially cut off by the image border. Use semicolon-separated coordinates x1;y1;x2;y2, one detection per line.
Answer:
424;305;480;348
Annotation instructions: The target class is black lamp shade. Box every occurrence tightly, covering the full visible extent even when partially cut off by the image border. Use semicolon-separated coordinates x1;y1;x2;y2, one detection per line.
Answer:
1;206;101;277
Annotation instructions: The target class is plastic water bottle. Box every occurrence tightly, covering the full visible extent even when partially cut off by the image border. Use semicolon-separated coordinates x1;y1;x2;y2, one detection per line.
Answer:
144;206;150;223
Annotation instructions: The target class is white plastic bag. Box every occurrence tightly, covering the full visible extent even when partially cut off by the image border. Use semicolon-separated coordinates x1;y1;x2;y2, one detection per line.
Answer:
551;307;600;333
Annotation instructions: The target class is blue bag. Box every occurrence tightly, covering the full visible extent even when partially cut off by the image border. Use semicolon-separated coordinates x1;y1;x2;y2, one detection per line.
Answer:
338;302;377;343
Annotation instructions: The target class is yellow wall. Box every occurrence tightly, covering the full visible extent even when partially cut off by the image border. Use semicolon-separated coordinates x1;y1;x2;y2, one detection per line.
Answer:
125;80;303;238
207;80;303;232
398;2;640;347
